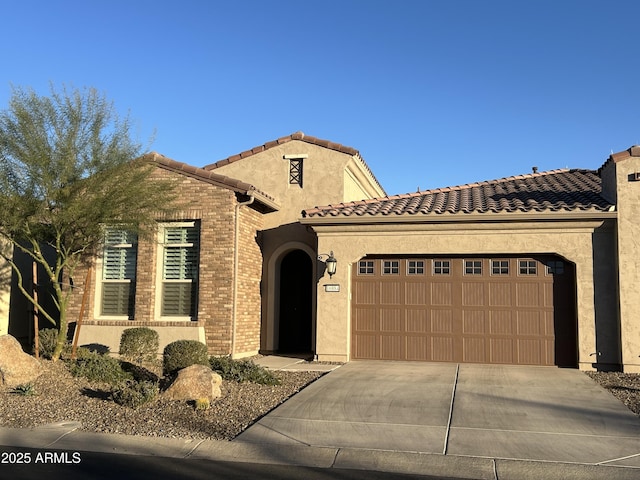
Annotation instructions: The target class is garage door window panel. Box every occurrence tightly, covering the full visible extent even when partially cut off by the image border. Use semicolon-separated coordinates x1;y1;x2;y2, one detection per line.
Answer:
546;261;564;275
407;260;425;275
465;260;482;275
491;260;509;275
519;260;537;275
358;260;375;275
382;260;399;275
433;260;451;275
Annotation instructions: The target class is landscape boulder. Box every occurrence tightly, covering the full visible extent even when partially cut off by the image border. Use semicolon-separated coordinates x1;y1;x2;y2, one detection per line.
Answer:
163;364;222;401
0;334;42;388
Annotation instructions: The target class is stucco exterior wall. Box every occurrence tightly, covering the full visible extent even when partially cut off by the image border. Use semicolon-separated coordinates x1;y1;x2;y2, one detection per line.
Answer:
309;218;615;370
608;155;640;372
343;157;384;202
211;141;384;229
592;221;621;369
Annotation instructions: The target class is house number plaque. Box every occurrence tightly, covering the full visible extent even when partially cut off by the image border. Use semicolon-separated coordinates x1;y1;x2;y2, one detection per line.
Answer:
324;284;340;292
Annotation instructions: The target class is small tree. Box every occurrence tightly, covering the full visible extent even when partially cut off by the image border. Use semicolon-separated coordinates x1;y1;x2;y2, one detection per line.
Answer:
0;85;175;360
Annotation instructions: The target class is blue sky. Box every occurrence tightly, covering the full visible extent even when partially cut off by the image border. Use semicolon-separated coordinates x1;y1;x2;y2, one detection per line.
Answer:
2;0;640;197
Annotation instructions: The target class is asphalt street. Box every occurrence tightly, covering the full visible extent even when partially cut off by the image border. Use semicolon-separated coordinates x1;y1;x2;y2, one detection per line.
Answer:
1;447;462;480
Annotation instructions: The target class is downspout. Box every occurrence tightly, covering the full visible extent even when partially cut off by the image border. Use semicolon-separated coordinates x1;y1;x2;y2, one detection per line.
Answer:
231;193;255;358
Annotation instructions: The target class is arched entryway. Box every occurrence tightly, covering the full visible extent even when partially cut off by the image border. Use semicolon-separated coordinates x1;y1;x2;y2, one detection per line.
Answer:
278;249;313;353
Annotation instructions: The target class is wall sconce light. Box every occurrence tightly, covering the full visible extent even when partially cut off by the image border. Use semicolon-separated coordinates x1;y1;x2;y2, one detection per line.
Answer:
318;251;337;278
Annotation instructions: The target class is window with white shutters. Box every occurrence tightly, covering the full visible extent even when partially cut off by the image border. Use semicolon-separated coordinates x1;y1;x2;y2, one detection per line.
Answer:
101;229;137;318
160;222;199;318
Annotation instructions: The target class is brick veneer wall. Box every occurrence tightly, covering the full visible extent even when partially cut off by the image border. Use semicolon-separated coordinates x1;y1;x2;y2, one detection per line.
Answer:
67;166;265;356
234;205;263;355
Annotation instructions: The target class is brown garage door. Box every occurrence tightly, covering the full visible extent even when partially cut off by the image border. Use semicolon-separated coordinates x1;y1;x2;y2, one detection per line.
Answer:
351;256;576;366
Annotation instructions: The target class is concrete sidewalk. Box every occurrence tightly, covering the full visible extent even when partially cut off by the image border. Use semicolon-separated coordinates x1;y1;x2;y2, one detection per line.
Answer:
2;422;639;479
253;355;341;372
2;360;640;479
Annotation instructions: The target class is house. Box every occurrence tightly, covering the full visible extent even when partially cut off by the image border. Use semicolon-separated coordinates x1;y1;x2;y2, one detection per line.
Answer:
69;132;384;359
50;134;640;371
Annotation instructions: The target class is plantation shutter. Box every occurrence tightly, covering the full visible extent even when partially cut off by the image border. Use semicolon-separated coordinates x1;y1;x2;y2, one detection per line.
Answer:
161;224;199;317
101;229;137;317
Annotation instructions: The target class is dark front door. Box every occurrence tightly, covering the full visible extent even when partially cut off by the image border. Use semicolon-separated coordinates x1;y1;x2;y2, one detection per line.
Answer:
278;250;312;353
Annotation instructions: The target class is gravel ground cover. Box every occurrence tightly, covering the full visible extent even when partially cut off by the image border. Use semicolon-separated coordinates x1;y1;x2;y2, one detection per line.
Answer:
586;371;640;415
2;362;639;442
0;359;323;440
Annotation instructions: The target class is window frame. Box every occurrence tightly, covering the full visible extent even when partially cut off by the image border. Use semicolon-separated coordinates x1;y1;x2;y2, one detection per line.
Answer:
407;260;425;275
289;158;303;186
95;227;138;320
382;260;400;275
491;259;510;276
464;259;483;275
433;259;451;275
155;221;200;321
518;259;538;276
546;260;565;275
358;260;375;275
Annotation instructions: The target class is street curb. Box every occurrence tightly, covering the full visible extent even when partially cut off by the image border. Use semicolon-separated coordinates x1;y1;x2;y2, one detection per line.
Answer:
2;425;640;479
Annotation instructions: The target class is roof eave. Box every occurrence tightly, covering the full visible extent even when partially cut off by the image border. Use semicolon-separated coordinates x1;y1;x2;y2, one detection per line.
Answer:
300;210;617;225
248;191;280;212
142;153;280;212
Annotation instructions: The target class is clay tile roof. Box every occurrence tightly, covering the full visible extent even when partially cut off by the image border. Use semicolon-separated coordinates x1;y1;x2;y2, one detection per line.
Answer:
598;145;640;172
141;152;279;209
302;169;612;218
203;132;385;194
204;132;359;170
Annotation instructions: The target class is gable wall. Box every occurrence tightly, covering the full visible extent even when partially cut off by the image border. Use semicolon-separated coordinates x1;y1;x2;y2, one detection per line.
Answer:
211;141;379;228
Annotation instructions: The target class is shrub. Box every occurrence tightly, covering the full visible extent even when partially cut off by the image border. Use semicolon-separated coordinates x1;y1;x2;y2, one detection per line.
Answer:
210;356;280;385
67;351;133;385
119;327;159;365
163;340;209;376
111;380;159;409
72;346;93;359
121;362;160;384
194;397;210;411
11;383;37;396
37;328;60;359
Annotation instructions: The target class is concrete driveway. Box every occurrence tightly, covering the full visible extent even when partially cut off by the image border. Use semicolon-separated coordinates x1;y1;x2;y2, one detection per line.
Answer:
236;361;640;466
